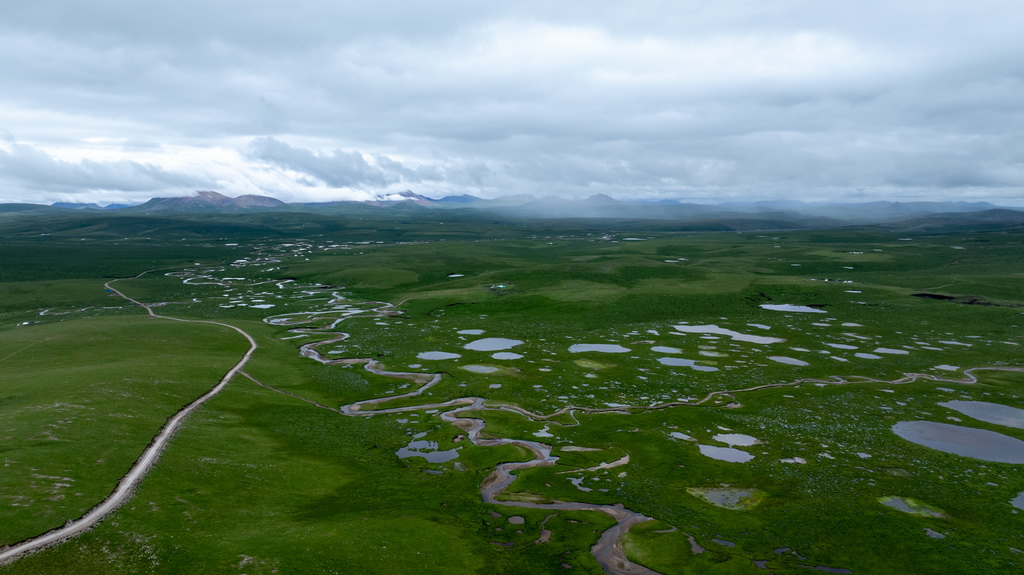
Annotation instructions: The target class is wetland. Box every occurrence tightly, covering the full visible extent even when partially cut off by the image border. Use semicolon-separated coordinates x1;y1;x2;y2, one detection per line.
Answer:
1;221;1023;574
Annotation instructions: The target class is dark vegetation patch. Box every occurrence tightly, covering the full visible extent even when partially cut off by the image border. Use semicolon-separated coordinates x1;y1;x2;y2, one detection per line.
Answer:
912;292;1022;307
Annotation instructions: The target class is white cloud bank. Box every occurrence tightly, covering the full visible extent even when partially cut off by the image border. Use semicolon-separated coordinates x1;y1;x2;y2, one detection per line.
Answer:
1;1;1022;205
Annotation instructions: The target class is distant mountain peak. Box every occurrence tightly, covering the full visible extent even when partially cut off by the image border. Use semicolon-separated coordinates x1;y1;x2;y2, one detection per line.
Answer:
582;193;621;203
129;190;286;213
233;194;289;208
51;202;104;210
437;194;483;203
370;190;436;205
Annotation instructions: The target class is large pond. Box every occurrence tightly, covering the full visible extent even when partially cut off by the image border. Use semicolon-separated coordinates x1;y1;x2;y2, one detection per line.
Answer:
892;421;1024;463
464;338;524;351
938;400;1024;429
672;324;785;345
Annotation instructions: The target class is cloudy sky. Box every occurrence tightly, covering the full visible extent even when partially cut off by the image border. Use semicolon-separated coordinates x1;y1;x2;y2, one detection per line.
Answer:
2;1;1023;205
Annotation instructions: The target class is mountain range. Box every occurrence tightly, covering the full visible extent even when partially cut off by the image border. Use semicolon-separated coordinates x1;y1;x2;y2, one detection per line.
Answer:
27;190;1018;224
0;191;1021;238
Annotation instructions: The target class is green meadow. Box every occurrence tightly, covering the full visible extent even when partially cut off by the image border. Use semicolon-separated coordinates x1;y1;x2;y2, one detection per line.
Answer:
1;224;1022;574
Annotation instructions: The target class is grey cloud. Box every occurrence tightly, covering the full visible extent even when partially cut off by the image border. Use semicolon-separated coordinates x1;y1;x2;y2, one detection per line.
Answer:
2;1;1024;205
0;143;206;193
245;137;449;188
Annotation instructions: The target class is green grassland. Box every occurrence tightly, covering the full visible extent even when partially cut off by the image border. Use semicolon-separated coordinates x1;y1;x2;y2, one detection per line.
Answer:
1;222;1022;574
0;316;248;543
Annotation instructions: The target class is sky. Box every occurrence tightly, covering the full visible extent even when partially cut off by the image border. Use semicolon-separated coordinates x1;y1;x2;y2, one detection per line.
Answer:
2;1;1023;206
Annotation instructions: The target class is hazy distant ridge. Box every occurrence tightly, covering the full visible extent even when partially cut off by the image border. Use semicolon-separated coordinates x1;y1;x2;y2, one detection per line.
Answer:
29;190;1019;226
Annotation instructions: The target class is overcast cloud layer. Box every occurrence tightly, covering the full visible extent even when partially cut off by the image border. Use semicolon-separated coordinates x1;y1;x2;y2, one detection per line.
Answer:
2;1;1023;205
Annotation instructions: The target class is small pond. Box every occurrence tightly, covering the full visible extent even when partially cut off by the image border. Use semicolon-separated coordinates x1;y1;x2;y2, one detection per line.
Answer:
878;496;945;518
569;344;631;353
698;444;754;463
687;487;765;510
657;357;719;371
712;433;761;446
874;347;909;355
760;304;826;313
462;365;500;373
465;338;523;351
652;346;683;354
396;439;461;463
768;356;809;366
417;351;461;360
673;324;785;344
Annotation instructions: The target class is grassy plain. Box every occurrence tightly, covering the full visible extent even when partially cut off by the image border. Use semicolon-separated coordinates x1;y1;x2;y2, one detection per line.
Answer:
0;316;247;543
0;222;1022;574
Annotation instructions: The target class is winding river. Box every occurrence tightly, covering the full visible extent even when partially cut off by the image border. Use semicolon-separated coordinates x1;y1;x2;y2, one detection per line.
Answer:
259;293;1024;575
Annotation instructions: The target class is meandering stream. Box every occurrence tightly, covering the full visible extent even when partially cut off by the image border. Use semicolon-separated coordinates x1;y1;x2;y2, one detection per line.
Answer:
261;293;1024;575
